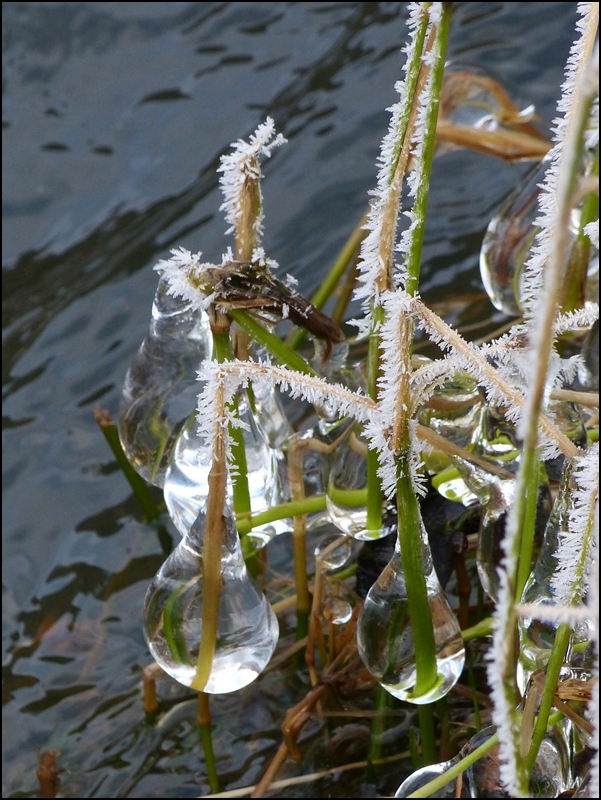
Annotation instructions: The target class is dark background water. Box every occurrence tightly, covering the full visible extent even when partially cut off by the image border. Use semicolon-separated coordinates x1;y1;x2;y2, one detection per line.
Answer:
3;3;578;797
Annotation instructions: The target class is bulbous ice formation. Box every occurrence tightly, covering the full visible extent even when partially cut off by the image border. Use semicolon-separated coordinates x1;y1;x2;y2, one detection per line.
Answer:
118;277;211;486
163;391;286;549
143;507;279;693
357;523;465;705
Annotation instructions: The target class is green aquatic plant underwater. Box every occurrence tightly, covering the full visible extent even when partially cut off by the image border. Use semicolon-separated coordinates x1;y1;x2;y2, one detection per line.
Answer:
115;3;599;797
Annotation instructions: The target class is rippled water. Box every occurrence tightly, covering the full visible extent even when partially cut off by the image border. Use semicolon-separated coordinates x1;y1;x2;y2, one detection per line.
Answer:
2;3;577;797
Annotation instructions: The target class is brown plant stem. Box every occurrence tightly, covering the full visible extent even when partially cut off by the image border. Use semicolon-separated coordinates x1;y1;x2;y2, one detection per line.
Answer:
190;379;228;692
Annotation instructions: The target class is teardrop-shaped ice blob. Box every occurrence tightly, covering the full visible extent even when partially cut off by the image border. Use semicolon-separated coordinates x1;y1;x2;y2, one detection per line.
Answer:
476;476;552;603
479;159;546;316
118;277;211;486
143;508;279;693
357;531;465;704
454;405;551;603
394;756;459;798
394;724;569;798
418;372;483;505
163;391;285;548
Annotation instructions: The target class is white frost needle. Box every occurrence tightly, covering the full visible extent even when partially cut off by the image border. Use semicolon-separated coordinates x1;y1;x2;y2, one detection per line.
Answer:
153;247;218;310
513;603;593;627
553;303;599;336
519;3;598;321
196;356;379;446
551;443;599;606
217;117;286;244
585;218;599;247
353;2;432;311
398;292;582;459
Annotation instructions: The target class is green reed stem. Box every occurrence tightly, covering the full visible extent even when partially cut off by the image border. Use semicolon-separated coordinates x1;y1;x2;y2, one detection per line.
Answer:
240;495;326;529
366;304;385;534
198;693;220;793
163;577;195;665
515;457;542;601
407;710;566;799
369;684;394;762
396;460;437;698
228;308;315;375
391;4;452;702
461;617;493;641
418;704;437;765
327;486;368;507
404;5;451;294
407;732;499;798
525;623;571;774
93;408;162;522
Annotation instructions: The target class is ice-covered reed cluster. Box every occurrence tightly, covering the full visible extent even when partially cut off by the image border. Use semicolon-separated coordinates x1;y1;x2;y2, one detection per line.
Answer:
118;3;599;796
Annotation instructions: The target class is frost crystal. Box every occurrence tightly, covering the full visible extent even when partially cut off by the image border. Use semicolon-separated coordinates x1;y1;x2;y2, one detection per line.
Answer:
353;2;430;311
551;444;599;606
154;247;213;309
520;2;594;321
218;117;286;240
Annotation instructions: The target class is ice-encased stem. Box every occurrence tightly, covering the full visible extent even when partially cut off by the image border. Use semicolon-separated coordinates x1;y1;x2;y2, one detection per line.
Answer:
396;457;437;697
388;3;452;697
486;7;598;794
191;377;228;692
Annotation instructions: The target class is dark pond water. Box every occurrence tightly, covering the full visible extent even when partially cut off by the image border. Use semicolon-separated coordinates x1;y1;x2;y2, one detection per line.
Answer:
3;2;578;797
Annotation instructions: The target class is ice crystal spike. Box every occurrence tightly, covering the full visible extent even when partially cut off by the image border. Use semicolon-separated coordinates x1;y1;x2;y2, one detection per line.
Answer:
163;390;285;548
480;159;547;316
143;507;279;693
356;522;465;704
517;465;594;694
118;276;211;486
394;725;570;798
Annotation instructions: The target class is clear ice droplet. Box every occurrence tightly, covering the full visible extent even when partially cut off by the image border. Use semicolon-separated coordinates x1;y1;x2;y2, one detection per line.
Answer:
163;391;285;547
144;507;279;693
395;724;569;798
118;277;211;486
357;527;465;704
479;159;547;316
322;595;353;625
314;530;360;573
327;422;397;541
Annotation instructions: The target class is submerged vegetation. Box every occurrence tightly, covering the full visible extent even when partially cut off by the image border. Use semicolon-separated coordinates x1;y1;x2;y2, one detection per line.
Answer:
110;3;599;798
